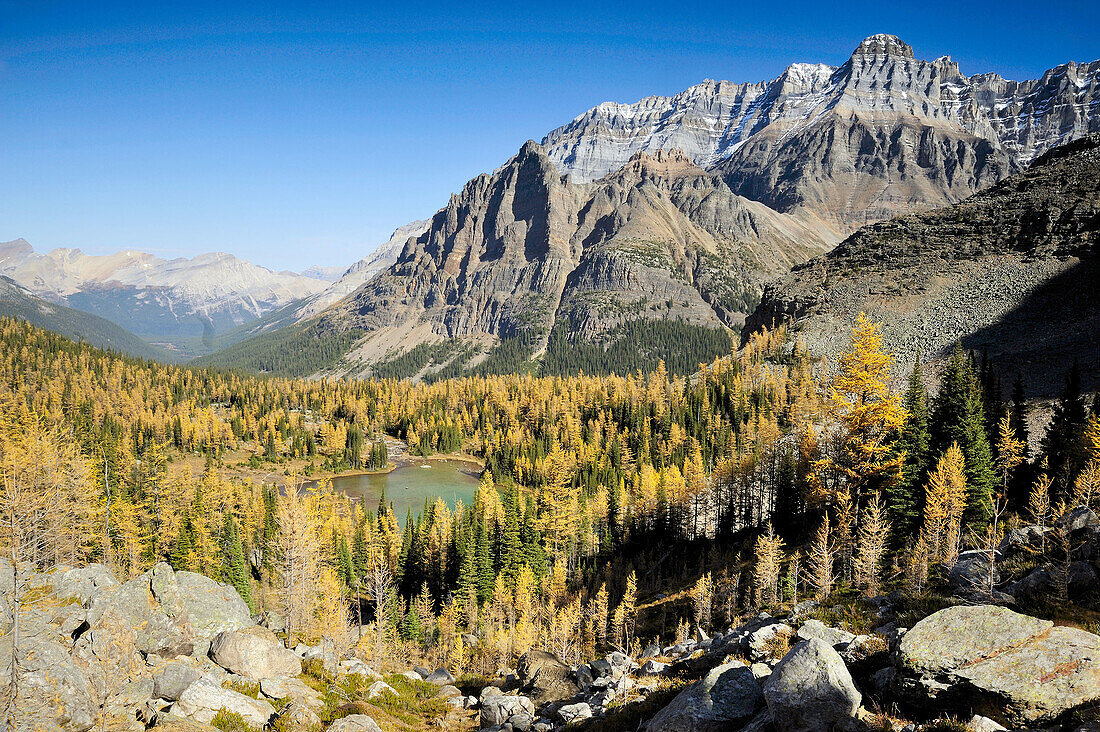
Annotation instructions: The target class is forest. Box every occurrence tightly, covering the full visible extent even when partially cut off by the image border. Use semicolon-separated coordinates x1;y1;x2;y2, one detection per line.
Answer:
2;311;1099;678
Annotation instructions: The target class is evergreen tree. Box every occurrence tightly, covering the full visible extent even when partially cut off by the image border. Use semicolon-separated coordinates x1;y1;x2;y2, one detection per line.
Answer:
1042;361;1091;499
170;511;193;572
930;346;997;528
1010;373;1030;458
889;359;931;538
218;511;254;612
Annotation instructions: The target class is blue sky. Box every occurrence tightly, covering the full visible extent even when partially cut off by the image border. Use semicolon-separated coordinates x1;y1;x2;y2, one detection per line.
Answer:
2;1;1098;271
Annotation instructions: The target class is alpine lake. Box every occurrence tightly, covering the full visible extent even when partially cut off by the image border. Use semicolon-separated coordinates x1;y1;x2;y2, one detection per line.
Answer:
325;457;481;521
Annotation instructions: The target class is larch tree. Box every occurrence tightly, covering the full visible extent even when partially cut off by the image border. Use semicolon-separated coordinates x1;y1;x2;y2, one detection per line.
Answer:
920;444;967;567
855;492;890;597
752;524;785;607
690;572;713;632
276;483;322;648
808;514;834;600
815;312;906;514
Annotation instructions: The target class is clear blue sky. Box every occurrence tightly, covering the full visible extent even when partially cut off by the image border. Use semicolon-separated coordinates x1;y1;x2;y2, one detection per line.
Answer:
3;1;1098;271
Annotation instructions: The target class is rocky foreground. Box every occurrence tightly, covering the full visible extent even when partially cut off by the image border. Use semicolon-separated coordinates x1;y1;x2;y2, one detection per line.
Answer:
3;507;1100;731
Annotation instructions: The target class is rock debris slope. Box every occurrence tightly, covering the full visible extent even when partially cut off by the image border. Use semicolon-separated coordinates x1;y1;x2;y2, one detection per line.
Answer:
744;133;1100;395
543;34;1100;231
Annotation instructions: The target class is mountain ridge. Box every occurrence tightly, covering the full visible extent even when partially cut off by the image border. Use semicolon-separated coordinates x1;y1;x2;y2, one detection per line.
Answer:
542;34;1100;230
0;239;328;357
743;132;1100;396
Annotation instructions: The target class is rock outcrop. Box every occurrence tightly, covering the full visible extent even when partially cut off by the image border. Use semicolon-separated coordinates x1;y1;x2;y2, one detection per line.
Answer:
644;661;762;731
543;35;1100;231
745;133;1100;395
895;604;1100;726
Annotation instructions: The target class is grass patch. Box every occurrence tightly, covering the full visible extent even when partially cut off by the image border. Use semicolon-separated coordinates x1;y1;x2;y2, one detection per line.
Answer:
803;590;882;634
221;678;261;699
210;710;261;732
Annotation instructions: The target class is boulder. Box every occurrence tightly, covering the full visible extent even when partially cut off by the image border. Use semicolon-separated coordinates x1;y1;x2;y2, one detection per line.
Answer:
998;525;1053;556
948;550;999;597
35;563;119;604
480;691;535;727
796;619;856;648
170;677;275;726
150;714;221;730
0;636;96;732
83;562;194;658
746;623;794;662
645;661;762;731
209;626;301;680
517;649;578;704
763;639;860;732
557;702;593;723
840;634;889;670
641;660;668;675
304;636;339;677
367;680;398;699
1057;506;1099;534
173;571;253;657
70;604;146;703
895;604;1100;726
278;701;322;731
425;667;456;685
641;643;662;658
260;676;324;709
327;713;385;732
510;711;536;730
153;659;201;701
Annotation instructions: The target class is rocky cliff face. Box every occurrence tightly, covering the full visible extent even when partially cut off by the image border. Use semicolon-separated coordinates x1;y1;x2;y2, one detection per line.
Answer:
744;133;1100;395
313;143;835;376
543;34;1100;231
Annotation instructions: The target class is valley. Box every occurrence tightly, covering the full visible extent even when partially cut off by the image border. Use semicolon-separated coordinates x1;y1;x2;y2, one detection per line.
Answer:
4;24;1100;732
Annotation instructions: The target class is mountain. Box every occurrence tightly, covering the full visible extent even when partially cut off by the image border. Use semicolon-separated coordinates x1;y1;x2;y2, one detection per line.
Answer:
0;239;327;357
744;133;1100;396
299;264;347;282
203;220;434;349
0;274;168;360
203;34;1100;380
204;144;836;378
543;34;1100;231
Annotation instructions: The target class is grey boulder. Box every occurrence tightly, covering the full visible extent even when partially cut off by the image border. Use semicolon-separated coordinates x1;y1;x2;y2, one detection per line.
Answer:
171;677;275;727
153;659;201;701
209;626;301;680
895;604;1100;726
328;714;385;732
763;639;860;732
0;636;96;732
645;661;763;731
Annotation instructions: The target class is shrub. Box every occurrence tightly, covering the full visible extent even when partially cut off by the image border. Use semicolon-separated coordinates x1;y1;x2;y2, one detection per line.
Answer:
210;710;260;732
221;678;261;699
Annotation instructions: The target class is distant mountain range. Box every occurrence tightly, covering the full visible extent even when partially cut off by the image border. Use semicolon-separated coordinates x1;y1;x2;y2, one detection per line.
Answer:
7;35;1100;381
0;274;167;360
0;238;328;357
203;35;1100;380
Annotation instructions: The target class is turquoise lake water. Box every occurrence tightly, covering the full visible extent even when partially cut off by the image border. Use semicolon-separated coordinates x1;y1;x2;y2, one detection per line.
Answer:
327;458;481;520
